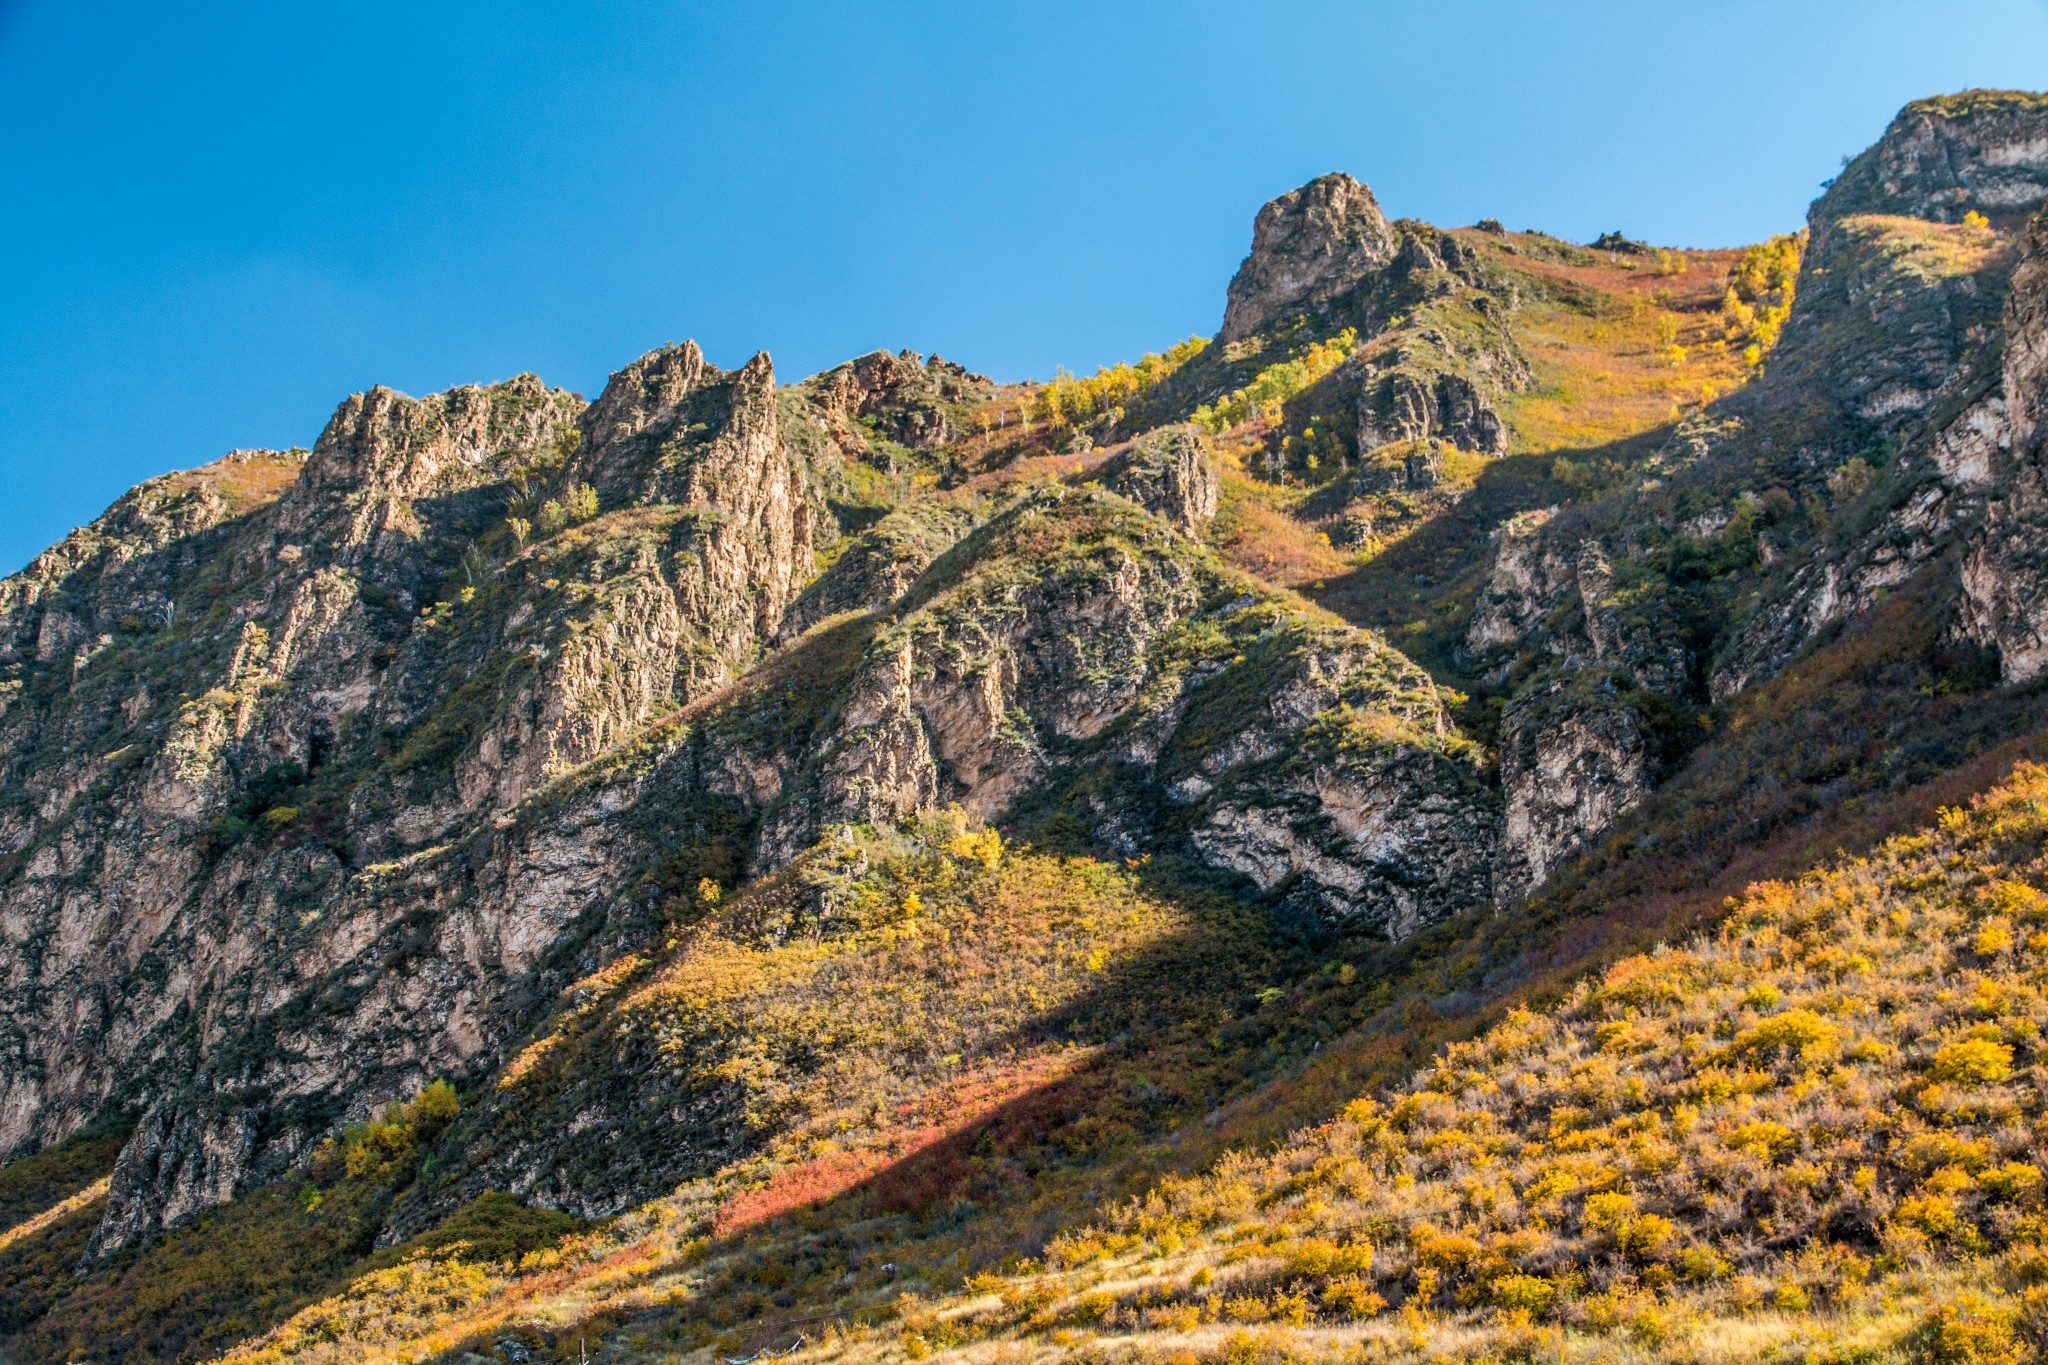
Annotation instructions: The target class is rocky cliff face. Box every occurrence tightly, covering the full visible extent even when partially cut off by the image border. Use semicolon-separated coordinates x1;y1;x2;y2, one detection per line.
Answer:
1706;96;2048;701
754;463;1494;939
810;349;992;458
1451;91;2048;895
1095;424;1221;533
0;321;1500;1262
1963;214;2048;680
1461;512;1683;894
0;347;841;1259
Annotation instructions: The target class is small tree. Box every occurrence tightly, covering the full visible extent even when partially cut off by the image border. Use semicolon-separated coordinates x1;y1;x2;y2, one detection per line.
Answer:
564;482;600;523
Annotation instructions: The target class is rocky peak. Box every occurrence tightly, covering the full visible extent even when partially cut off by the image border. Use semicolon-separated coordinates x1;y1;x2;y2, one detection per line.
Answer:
1220;173;1398;343
566;344;812;642
811;348;994;454
1814;89;2048;238
579;341;709;455
1768;95;2036;433
569;344;779;509
298;373;573;500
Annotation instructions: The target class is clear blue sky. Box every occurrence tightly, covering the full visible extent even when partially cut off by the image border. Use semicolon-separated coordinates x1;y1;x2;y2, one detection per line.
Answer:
3;1;2046;573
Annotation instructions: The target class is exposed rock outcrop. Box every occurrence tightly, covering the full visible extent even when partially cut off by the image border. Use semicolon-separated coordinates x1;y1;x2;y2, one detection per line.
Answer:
810;350;994;457
1964;214;2048;681
1768;92;2044;430
1463;515;1681;894
1220;174;1398;344
1095;424;1221;533
1497;684;1650;897
1700;97;2048;699
1464;510;1569;656
778;499;981;639
1818;89;2048;230
758;488;1497;937
1356;368;1509;463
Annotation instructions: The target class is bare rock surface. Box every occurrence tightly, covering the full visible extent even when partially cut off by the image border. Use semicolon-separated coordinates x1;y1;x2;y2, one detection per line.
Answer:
1221;174;1398;343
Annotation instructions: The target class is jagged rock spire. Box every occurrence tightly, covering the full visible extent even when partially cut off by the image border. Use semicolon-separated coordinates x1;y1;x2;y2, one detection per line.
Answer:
1220;172;1397;343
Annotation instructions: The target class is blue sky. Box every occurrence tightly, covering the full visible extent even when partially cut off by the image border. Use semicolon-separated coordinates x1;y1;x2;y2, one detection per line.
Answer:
2;1;2046;572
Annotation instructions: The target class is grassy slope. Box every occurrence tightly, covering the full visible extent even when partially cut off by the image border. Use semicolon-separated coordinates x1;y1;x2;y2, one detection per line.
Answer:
893;758;2048;1365
1340;238;1746;646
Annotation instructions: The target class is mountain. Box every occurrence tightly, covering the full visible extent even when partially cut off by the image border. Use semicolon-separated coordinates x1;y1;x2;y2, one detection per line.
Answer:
4;88;2048;1365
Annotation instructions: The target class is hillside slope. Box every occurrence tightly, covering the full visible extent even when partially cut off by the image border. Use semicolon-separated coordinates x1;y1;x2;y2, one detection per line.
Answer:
3;88;2048;1365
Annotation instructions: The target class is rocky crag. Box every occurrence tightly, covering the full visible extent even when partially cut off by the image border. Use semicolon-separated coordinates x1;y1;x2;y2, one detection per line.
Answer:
4;86;2048;1365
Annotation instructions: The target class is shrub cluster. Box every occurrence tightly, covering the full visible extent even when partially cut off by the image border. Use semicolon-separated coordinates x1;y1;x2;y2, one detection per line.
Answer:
1033;338;1208;433
971;761;2048;1358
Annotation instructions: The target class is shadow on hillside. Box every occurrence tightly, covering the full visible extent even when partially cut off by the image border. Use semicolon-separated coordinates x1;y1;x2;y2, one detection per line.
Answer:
1302;436;1620;667
623;567;2048;1358
28;521;2048;1364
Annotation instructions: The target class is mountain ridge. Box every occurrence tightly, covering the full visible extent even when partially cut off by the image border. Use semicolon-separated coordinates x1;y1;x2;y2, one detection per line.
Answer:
4;85;2048;1365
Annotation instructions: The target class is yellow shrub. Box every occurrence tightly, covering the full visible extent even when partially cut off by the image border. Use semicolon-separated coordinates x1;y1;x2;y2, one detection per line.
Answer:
1981;1163;2044;1202
1412;1226;1483;1274
1926;1165;1981;1197
1736;1008;1839;1061
1986;879;2048;921
1285;1237;1372;1279
1725;1120;1798;1160
1490;1273;1558;1316
1975;919;2015;956
1932;1037;2015;1085
1582;1191;1635;1233
1911;1292;2025;1365
1617;1213;1677;1260
944;827;1003;870
1321;1275;1385;1319
1223;1294;1271;1323
1678;1246;1733;1281
1895;1193;1967;1241
1902;1133;1993;1174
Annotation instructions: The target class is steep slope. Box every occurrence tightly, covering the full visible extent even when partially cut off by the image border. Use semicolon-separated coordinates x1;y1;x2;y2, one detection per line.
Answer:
875;759;2048;1364
0;351;829;1262
6;85;2048;1365
0;325;1497;1304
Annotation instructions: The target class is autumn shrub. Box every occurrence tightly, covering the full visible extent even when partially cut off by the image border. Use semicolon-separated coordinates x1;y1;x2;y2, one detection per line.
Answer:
1033;337;1207;431
1193;330;1359;434
956;762;2048;1358
1722;231;1804;363
1911;1292;2026;1365
1932;1037;2015;1085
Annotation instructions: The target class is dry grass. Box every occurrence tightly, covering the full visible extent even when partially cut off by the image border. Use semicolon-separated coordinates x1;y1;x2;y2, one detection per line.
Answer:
1205;449;1351;589
0;1176;108;1256
1480;236;1755;456
878;761;2048;1363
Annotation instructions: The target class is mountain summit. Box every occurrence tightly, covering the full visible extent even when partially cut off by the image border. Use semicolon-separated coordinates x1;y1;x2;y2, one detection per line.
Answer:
1220;173;1399;343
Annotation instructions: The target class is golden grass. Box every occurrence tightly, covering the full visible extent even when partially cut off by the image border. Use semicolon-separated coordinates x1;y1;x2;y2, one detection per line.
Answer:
897;760;2048;1363
1206;459;1350;589
0;1175;108;1256
1482;238;1755;456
